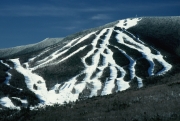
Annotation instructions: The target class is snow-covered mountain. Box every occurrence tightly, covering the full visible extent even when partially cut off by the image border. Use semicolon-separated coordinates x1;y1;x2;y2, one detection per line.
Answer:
0;16;180;109
0;37;64;58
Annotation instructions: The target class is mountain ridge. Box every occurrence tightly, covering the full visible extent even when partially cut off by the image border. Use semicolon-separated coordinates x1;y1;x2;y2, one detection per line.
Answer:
0;21;118;59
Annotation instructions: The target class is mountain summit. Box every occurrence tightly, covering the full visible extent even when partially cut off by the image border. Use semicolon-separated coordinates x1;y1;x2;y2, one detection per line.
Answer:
0;17;180;109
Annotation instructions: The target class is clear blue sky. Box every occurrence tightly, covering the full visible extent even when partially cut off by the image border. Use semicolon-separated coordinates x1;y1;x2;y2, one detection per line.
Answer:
0;0;180;48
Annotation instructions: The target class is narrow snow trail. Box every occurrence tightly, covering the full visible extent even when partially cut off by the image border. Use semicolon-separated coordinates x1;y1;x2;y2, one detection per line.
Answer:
81;29;110;96
115;30;155;76
90;28;128;95
32;33;95;70
0;97;20;109
10;59;49;104
101;29;119;95
0;60;11;68
30;38;80;70
99;28;130;95
152;53;172;75
4;72;11;85
11;97;28;107
136;77;143;88
103;51;129;92
60;37;81;49
0;60;11;85
0;60;23;91
54;46;87;65
116;47;136;79
32;49;69;70
115;30;172;76
28;48;51;62
0;61;21;109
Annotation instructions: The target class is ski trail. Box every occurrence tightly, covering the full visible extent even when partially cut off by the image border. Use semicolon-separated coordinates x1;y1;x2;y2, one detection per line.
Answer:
53;45;87;65
28;48;51;62
32;33;95;70
99;28;130;95
114;46;136;79
10;59;49;104
116;78;130;91
0;60;12;85
0;97;20;109
46;30;108;102
0;60;23;91
81;29;109;97
32;49;69;70
11;97;28;107
101;66;117;95
136;77;143;88
115;30;172;76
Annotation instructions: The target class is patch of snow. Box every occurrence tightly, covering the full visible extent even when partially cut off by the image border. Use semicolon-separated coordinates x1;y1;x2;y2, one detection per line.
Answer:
101;66;117;95
0;60;11;68
32;49;69;70
11;97;28;107
63;37;81;48
116;79;130;91
0;97;20;109
136;77;143;88
89;79;102;97
55;46;87;65
4;72;11;85
115;47;136;79
0;60;12;85
116;18;141;29
101;78;115;95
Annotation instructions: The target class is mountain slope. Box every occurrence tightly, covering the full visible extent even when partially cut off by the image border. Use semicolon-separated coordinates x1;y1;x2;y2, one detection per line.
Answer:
128;16;180;56
0;38;64;58
0;17;179;109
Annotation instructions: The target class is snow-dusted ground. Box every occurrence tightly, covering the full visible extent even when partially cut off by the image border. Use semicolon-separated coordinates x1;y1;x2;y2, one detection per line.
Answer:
0;97;20;110
0;18;172;109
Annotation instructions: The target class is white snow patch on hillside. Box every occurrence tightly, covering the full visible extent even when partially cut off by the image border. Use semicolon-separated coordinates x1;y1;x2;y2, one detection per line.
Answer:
116;79;130;91
116;18;141;29
0;97;20;109
4;72;11;85
11;97;28;107
10;58;88;105
10;59;49;104
136;77;143;88
0;60;12;85
48;78;79;104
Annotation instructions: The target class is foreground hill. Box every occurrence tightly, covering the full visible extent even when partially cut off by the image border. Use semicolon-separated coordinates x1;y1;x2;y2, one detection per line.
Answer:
0;16;180;120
